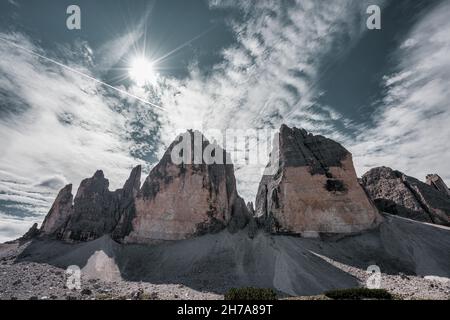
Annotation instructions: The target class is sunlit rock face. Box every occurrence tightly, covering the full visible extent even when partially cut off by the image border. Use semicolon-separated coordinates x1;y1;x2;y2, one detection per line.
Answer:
426;174;450;197
362;167;450;226
40;184;74;236
255;125;382;237
124;131;249;243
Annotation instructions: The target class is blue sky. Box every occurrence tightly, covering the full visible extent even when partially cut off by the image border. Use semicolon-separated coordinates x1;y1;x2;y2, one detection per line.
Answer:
0;0;449;242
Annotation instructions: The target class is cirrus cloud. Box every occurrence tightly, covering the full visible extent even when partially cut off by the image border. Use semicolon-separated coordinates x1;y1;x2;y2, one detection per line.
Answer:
350;0;450;185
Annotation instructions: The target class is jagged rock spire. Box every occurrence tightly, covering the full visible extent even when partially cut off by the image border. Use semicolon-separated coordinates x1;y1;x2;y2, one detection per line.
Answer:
40;166;143;242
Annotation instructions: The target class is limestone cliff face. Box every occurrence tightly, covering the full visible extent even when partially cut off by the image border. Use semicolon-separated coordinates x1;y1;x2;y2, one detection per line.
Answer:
255;125;382;236
125;131;249;243
39;131;249;243
362;167;450;226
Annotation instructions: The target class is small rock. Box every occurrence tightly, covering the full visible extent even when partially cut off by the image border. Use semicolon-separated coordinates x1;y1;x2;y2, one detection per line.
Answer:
400;273;410;280
131;288;144;300
81;289;92;296
149;292;158;300
12;279;22;286
98;288;111;294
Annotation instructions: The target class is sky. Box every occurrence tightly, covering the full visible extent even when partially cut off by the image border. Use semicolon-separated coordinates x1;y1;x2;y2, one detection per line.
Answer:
0;0;449;242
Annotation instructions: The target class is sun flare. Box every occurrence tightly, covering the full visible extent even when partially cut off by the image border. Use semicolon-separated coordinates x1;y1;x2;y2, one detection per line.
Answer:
129;57;158;86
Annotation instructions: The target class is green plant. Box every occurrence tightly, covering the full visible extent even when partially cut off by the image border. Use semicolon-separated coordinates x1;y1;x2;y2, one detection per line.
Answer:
95;293;115;300
324;288;393;300
224;287;277;301
141;292;158;300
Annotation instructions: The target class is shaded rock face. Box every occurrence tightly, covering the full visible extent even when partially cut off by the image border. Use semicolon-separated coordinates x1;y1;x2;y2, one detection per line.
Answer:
62;170;119;241
21;223;39;241
111;165;142;241
125;131;249;243
361;167;450;226
40;167;142;242
426;174;450;197
255;125;382;236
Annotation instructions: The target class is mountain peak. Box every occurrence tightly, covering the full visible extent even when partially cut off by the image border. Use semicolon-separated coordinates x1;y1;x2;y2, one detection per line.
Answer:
255;124;381;236
362;167;450;225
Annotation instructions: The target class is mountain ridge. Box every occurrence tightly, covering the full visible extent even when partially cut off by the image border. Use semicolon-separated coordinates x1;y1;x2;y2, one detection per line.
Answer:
22;124;450;244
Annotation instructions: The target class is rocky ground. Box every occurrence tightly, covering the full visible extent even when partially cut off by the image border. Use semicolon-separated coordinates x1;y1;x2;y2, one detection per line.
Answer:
313;253;450;300
1;235;449;300
0;242;221;300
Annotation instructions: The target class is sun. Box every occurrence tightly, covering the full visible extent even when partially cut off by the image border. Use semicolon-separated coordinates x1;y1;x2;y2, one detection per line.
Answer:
129;57;158;86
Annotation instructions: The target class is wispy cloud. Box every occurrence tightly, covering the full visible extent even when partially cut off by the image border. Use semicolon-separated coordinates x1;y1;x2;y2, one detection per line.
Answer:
7;0;20;8
350;0;450;185
0;33;157;240
0;213;41;243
